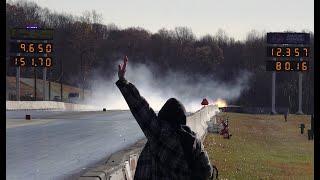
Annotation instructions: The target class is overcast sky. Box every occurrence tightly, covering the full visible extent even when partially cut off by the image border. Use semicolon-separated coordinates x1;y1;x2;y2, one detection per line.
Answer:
9;0;314;40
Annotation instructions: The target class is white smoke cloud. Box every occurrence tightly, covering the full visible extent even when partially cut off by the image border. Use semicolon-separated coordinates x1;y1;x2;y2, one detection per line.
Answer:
85;60;251;112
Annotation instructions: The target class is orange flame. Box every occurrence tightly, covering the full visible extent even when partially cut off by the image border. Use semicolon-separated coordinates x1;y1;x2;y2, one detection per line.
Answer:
212;98;227;108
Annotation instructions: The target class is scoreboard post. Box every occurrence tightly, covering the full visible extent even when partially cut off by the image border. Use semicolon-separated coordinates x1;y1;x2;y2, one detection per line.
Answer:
16;66;20;101
266;32;310;114
10;27;54;101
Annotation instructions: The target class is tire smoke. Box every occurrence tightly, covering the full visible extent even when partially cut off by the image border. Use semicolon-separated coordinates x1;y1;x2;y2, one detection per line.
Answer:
85;61;251;112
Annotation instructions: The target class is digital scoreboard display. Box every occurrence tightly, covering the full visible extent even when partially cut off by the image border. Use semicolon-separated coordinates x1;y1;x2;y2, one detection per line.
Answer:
266;47;309;57
266;32;310;44
266;60;309;72
266;32;310;72
10;56;53;67
10;42;53;54
10;28;53;68
10;28;53;40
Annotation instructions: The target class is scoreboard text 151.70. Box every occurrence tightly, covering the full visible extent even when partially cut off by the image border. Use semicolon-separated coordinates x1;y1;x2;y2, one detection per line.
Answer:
10;56;53;67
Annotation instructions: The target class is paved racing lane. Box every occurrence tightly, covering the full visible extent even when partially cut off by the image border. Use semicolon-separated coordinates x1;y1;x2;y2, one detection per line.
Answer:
6;110;144;180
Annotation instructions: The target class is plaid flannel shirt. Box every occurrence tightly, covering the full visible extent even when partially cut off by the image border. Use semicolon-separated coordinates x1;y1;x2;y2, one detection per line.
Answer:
116;79;213;180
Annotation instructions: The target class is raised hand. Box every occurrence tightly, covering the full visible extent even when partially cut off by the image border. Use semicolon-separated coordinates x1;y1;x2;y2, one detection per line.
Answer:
118;56;128;80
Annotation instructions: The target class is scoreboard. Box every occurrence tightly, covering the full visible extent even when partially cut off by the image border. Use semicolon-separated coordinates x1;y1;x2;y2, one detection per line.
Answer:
266;32;309;115
10;42;53;53
9;28;54;68
266;47;309;57
10;28;53;40
266;32;310;72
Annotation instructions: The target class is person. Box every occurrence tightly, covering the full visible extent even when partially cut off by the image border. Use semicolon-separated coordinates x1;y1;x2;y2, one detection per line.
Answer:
116;56;217;180
219;118;230;139
284;108;289;122
299;123;305;134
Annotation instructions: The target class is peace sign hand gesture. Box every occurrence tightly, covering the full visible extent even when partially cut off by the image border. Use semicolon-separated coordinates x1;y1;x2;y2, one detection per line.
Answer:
118;56;128;80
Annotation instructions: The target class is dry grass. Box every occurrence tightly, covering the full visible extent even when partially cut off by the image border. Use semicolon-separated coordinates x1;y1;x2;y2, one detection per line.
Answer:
204;113;314;180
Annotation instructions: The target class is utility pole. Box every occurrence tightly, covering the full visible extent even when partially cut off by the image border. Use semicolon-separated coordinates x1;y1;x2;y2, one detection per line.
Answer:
80;50;85;101
297;69;303;114
80;48;93;102
43;68;47;101
48;68;51;100
271;58;277;114
34;67;37;100
16;66;20;101
288;95;291;112
6;73;8;100
60;58;63;102
6;57;9;100
49;78;51;100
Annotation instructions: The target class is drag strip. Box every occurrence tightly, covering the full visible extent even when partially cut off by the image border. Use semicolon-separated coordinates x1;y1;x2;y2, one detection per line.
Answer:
6;110;144;180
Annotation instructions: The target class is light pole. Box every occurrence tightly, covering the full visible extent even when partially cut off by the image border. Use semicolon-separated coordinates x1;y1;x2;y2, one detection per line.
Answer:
80;50;86;101
60;58;63;102
80;47;93;102
6;57;9;100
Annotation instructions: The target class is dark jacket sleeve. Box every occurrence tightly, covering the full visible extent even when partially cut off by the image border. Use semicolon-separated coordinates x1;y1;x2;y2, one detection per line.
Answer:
193;139;214;180
178;126;215;179
116;79;160;140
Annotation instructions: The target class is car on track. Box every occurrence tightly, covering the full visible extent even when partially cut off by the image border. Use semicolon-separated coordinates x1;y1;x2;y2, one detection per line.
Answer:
68;92;80;103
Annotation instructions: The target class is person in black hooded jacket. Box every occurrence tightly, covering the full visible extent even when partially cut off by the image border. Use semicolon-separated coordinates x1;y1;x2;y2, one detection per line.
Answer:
116;56;217;180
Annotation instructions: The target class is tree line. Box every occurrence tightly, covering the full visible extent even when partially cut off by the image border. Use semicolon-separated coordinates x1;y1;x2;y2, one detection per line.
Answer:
6;1;314;113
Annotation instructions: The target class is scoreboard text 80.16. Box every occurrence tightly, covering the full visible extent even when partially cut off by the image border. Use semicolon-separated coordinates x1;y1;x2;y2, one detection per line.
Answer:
266;60;308;72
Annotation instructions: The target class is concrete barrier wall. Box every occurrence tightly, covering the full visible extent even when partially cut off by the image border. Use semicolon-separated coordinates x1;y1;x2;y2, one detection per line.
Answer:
79;105;219;180
187;105;219;139
6;101;99;111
